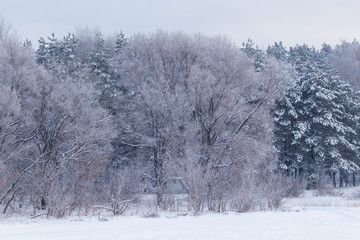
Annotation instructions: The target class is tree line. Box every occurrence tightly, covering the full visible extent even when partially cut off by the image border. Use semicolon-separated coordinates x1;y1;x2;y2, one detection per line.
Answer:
1;16;360;217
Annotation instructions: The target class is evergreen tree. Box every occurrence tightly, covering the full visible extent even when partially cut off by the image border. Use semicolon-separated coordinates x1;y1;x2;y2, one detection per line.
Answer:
59;33;81;77
320;43;333;58
23;39;32;48
114;32;127;57
273;83;302;177
274;45;360;188
87;32;111;78
267;41;288;61
36;33;81;78
242;39;265;72
86;31;115;112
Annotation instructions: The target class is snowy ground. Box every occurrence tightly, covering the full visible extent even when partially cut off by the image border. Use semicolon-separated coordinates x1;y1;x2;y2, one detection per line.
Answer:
1;187;360;240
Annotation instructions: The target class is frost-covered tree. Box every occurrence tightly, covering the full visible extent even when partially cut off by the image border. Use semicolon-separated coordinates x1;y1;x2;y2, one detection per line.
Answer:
26;78;114;217
0;25;114;216
116;32;196;208
0;13;302;215
116;31;293;210
328;40;360;90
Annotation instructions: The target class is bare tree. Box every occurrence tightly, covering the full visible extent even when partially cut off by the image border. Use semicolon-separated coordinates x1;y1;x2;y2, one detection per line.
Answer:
117;32;195;208
0;25;45;213
22;77;115;216
0;26;115;216
180;39;293;212
328;40;360;90
116;31;293;211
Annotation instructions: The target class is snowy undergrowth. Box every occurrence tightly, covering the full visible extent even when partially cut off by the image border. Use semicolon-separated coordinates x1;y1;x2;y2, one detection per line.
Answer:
2;186;360;220
283;186;360;209
2;187;360;239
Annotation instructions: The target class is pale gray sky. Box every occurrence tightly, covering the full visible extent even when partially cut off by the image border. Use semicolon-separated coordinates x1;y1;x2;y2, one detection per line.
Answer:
1;0;360;49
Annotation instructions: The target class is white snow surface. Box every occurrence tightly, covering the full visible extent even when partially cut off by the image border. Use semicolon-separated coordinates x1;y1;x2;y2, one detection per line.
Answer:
2;189;360;240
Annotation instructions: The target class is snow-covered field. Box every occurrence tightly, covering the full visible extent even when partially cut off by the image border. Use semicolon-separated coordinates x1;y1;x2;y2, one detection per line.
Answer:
2;187;360;240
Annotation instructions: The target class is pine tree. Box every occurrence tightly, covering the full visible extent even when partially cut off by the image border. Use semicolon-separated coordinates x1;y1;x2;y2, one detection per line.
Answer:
274;45;360;188
36;37;50;66
267;41;288;61
114;32;127;57
273;83;302;177
59;33;81;77
36;33;81;78
242;39;265;72
23;39;32;48
86;31;115;111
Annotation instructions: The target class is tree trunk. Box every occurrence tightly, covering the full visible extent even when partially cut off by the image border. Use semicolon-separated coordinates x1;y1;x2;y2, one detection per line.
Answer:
40;197;47;210
332;172;336;188
353;172;356;187
153;139;166;209
3;187;20;214
339;175;343;188
345;174;348;187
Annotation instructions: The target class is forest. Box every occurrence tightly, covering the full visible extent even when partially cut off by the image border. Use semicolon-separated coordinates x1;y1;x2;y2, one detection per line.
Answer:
1;16;360;218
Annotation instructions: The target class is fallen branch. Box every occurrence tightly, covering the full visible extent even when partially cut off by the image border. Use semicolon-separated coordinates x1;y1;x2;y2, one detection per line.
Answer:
30;212;48;219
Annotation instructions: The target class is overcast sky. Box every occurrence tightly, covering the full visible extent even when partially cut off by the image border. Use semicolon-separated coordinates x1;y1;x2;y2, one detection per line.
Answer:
1;0;360;49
